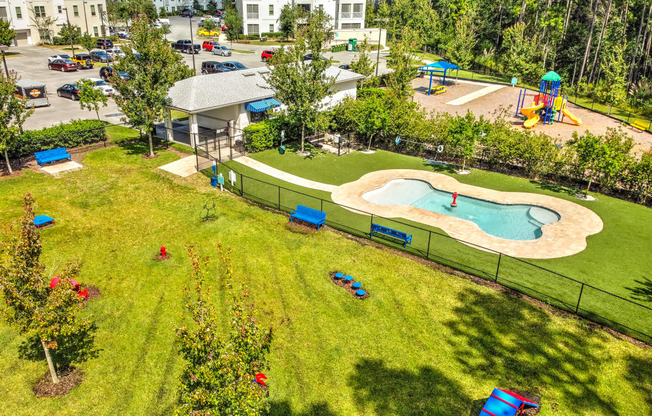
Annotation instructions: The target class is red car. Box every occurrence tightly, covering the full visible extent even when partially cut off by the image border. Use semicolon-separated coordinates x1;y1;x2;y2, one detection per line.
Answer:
261;50;275;62
202;40;219;51
48;58;78;72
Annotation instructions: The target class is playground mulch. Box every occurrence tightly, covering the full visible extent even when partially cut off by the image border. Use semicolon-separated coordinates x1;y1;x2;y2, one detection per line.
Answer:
329;271;370;300
33;367;83;398
411;77;652;153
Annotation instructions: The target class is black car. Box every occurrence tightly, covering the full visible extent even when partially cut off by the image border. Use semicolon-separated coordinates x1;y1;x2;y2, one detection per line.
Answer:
304;53;327;61
57;84;81;100
201;61;232;74
99;66;129;81
221;61;247;71
180;9;194;17
339;64;351;70
96;38;114;49
90;50;113;63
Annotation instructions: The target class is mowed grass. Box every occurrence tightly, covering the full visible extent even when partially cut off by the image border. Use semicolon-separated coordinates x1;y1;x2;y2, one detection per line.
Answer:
0;143;651;415
228;148;652;341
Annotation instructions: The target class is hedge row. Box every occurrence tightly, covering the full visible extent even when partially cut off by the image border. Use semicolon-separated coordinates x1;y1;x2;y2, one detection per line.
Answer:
10;120;107;159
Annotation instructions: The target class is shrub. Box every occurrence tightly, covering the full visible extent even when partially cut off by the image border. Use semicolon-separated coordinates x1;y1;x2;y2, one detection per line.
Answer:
261;31;284;39
243;120;278;152
10;120;107;159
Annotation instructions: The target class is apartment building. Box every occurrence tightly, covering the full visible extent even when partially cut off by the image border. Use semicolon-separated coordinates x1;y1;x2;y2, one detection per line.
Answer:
0;0;107;46
235;0;366;36
153;0;225;12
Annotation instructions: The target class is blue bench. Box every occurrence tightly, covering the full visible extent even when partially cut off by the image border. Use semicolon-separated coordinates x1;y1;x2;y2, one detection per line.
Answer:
370;223;412;247
290;205;326;230
35;147;72;167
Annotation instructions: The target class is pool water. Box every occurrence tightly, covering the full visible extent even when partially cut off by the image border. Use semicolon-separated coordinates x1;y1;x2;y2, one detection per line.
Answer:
362;179;560;241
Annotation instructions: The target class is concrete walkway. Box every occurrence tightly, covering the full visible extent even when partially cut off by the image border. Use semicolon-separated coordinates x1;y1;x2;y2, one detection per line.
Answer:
159;155;206;177
42;161;83;175
445;84;504;106
235;157;338;192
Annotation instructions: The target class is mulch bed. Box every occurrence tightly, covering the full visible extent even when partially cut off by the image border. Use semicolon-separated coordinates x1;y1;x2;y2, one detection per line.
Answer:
153;253;172;261
33;367;83;398
330;271;369;300
85;285;101;301
286;220;319;234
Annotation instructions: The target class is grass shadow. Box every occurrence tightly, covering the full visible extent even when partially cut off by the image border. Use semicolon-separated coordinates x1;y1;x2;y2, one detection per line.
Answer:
270;401;339;416
626;277;652;303
529;179;578;197
625;354;652;412
422;160;458;174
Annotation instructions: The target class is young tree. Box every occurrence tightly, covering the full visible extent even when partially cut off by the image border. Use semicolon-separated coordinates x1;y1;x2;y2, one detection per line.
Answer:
0;71;33;174
112;17;193;157
447;111;486;173
278;5;303;40
202;17;217;32
79;33;96;54
627;150;652;203
385;27;418;98
58;23;82;45
349;38;375;82
77;79;108;120
594;42;628;114
0;19;16;73
206;0;218;15
28;5;57;44
0;194;97;384
447;13;477;69
500;23;543;83
223;2;243;41
175;246;272;415
356;95;390;150
265;10;336;153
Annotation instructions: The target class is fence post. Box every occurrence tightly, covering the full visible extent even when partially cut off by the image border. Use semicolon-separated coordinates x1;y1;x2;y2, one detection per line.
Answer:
194;146;199;172
278;186;281;209
240;174;243;196
626;112;631;123
575;283;585;314
320;199;324;212
369;214;374;239
426;231;432;260
495;253;502;282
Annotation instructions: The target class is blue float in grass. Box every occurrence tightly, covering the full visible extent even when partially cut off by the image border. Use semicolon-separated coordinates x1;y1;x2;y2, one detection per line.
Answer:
356;290;366;296
352;282;362;289
344;275;353;283
334;272;344;279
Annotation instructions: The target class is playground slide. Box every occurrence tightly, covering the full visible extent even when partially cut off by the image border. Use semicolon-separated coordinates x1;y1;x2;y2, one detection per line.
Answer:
562;108;582;125
520;103;545;129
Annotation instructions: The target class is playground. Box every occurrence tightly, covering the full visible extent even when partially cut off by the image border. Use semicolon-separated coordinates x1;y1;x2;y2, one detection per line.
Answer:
412;69;652;153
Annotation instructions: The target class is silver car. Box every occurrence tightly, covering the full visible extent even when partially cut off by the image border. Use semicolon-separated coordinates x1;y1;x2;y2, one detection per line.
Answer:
212;45;232;57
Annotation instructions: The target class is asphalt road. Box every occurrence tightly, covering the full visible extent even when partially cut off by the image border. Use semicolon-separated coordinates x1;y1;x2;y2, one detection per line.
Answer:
5;16;390;130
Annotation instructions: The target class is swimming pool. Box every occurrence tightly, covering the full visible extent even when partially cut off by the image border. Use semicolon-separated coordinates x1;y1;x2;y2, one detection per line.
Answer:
362;179;560;241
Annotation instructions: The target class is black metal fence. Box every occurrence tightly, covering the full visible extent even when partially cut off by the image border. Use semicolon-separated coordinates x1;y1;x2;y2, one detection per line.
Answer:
212;163;652;345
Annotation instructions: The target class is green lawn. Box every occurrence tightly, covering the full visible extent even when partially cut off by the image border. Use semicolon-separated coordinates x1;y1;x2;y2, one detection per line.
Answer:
0;143;651;415
221;148;652;342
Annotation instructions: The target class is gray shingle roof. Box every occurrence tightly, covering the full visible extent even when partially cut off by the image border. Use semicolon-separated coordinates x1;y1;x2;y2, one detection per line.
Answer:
166;66;364;113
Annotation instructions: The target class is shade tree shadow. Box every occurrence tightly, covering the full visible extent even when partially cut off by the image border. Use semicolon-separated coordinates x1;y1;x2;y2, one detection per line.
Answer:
443;287;622;415
270;401;339;416
347;358;472;416
624;354;652;412
529;180;577;196
626;277;652;303
422;160;458;174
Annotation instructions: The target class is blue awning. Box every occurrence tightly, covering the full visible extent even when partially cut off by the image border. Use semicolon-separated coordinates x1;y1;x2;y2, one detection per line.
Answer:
246;98;281;113
418;61;460;72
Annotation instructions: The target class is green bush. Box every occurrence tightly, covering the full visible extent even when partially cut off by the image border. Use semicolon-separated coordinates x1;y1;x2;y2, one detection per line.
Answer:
243;121;278;152
245;34;259;40
261;32;284;39
10;120;107;159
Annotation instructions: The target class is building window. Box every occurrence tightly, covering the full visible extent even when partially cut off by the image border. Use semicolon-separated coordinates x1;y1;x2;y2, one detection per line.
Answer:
341;23;361;29
91;5;96;16
353;3;363;18
247;24;259;35
16;6;23;19
269;24;274;32
246;4;259;19
269;5;273;15
35;6;47;18
93;26;99;36
58;6;63;13
341;4;351;18
73;5;79;17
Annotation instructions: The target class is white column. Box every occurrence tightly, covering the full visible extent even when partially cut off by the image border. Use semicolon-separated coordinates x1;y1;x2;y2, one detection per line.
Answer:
164;108;174;142
189;113;199;148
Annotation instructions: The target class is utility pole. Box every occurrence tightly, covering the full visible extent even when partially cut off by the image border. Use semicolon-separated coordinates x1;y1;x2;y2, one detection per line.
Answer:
98;3;107;44
189;16;196;74
63;7;77;58
0;46;9;78
374;19;388;77
82;1;90;35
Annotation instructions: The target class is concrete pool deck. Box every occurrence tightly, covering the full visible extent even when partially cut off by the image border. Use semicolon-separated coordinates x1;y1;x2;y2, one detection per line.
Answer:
331;169;604;259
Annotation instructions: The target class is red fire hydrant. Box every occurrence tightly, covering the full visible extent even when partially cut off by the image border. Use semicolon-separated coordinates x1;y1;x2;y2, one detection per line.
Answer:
451;192;458;207
160;246;167;259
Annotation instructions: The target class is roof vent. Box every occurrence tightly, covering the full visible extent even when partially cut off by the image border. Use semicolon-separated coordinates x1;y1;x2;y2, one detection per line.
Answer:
258;68;270;74
242;71;257;77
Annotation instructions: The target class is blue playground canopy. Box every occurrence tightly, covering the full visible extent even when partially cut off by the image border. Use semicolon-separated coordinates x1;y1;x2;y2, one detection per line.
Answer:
418;61;460;95
479;388;540;416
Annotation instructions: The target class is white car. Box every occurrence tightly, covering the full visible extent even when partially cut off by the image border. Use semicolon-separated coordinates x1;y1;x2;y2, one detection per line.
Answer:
48;54;71;63
106;48;126;59
157;18;170;26
84;78;114;96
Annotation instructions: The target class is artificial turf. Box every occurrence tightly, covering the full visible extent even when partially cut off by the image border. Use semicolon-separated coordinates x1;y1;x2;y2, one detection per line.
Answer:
0;142;651;415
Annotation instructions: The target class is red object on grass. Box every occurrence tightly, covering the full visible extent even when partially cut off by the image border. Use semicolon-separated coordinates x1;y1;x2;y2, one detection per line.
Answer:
77;287;88;299
50;276;88;300
50;277;60;289
255;373;267;387
160;246;167;258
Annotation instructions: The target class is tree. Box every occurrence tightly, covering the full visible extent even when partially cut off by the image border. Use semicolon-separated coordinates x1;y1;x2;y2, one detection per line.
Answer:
594;42;628;114
278;5;303;40
58;23;81;45
627;150;652;203
175;246;272;415
77;79;108;120
28;5;57;44
0;194;97;384
356;95;390;150
447;13;477;69
365;0;376;28
0;71;33;174
112;17;193;157
202;17;217;32
0;18;16;47
79;33;95;54
206;0;218;15
500;23;543;83
223;2;243;41
265;10;336;153
193;0;203;12
350;38;375;82
385;27;418;98
447;111;487;172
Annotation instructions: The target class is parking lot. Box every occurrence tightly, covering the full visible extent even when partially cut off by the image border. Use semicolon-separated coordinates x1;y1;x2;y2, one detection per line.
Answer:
5;16;389;130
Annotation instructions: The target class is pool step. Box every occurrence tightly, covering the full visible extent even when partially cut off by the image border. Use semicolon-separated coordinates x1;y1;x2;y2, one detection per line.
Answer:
528;206;560;224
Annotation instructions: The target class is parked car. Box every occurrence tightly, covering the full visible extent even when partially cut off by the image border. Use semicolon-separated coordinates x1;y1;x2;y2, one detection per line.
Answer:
180;8;194;17
157;18;170;26
338;64;351;70
171;39;200;54
48;58;78;72
212;45;231;56
70;54;94;69
118;29;129;39
201;61;232;74
83;78;115;96
99;66;129;81
202;40;220;51
57;83;81;100
198;28;220;37
303;53;328;62
48;54;71;63
261;50;275;62
221;61;247;71
96;38;114;49
106;48;126;59
90;50;113;63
